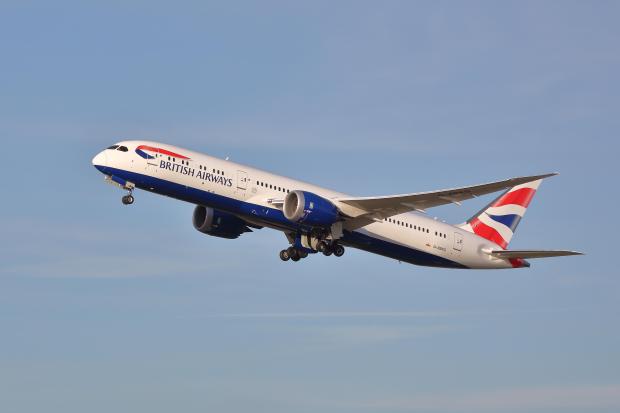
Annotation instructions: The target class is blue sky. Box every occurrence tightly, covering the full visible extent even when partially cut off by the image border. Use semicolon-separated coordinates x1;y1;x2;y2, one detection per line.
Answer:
1;1;618;412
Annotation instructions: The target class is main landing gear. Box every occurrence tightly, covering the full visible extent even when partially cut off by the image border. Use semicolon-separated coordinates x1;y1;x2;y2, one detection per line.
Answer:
279;241;345;262
317;241;345;257
279;246;309;262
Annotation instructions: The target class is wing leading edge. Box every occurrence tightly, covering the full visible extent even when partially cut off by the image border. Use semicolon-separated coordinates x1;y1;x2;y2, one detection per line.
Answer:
337;173;557;230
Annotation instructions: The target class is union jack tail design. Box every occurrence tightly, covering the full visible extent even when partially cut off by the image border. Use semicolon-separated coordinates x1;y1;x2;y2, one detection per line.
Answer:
459;179;543;249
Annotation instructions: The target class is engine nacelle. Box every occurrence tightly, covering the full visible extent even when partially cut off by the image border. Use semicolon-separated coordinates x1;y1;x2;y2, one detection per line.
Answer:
283;190;340;227
192;206;251;239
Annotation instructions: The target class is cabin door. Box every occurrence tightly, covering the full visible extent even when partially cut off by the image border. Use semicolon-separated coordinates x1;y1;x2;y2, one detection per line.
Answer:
453;232;463;251
237;170;248;190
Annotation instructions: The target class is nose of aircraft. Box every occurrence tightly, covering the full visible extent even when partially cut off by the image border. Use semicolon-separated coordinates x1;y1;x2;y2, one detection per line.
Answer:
92;150;107;172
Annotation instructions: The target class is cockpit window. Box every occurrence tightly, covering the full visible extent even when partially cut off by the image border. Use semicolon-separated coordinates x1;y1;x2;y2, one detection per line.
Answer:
107;145;119;150
117;146;128;152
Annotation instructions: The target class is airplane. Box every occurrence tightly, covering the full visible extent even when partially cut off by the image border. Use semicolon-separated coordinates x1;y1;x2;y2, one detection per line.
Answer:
92;141;582;269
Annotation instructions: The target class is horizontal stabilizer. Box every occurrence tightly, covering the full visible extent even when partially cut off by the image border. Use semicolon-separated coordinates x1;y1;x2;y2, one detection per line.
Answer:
490;250;583;259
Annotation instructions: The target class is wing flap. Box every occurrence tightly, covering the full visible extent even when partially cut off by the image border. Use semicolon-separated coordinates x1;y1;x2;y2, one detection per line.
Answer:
490;250;583;259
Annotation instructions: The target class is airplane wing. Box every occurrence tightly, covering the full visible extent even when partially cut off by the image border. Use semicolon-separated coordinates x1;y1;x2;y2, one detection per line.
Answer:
489;250;583;259
336;173;557;230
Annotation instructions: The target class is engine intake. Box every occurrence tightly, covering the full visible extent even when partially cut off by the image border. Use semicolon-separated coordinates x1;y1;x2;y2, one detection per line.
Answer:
193;206;252;239
283;190;340;227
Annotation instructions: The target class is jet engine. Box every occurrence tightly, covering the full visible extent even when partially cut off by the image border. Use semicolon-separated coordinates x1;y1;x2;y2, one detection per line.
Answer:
192;206;252;239
283;190;340;227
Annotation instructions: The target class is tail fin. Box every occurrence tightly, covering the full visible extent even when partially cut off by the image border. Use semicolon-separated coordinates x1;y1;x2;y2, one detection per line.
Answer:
459;178;545;249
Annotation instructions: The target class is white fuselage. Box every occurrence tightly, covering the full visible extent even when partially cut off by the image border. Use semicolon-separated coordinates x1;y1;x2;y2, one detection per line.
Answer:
92;141;515;269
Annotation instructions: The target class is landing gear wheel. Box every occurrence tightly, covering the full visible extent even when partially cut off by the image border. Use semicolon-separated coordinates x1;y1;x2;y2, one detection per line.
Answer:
122;194;134;205
317;241;329;253
322;247;333;257
298;249;308;259
288;247;300;262
279;249;290;261
333;244;345;257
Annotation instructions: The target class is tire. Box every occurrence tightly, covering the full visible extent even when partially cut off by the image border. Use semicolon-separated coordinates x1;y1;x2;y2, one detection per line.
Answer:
317;241;328;253
279;250;290;261
291;254;300;262
333;244;345;257
298;250;308;259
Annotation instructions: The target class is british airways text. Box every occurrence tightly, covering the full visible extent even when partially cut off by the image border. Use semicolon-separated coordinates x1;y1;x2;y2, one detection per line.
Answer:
159;160;233;187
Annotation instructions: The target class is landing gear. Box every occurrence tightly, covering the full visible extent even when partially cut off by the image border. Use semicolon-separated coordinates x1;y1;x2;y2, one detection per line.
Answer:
279;236;345;263
333;244;345;257
287;247;297;259
280;246;309;262
121;193;134;205
317;241;331;255
317;240;345;257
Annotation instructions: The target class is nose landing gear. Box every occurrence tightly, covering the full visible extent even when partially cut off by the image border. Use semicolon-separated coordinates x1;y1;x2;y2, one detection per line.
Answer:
121;192;134;205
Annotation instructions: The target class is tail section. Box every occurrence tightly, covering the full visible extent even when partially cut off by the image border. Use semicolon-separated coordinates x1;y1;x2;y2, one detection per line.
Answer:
459;179;543;249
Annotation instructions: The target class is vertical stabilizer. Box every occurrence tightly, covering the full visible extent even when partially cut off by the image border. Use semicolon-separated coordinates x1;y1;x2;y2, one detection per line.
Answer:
459;179;543;249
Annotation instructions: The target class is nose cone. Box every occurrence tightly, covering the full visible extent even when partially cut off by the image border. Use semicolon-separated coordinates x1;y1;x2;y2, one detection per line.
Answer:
92;150;107;173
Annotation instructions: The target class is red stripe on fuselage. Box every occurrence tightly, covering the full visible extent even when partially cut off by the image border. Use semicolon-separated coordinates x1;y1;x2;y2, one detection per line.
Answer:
136;145;190;160
470;217;508;249
494;188;536;208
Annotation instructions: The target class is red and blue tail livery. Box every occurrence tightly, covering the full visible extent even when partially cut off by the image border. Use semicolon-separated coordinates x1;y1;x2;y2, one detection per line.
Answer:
92;140;582;269
460;180;541;249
